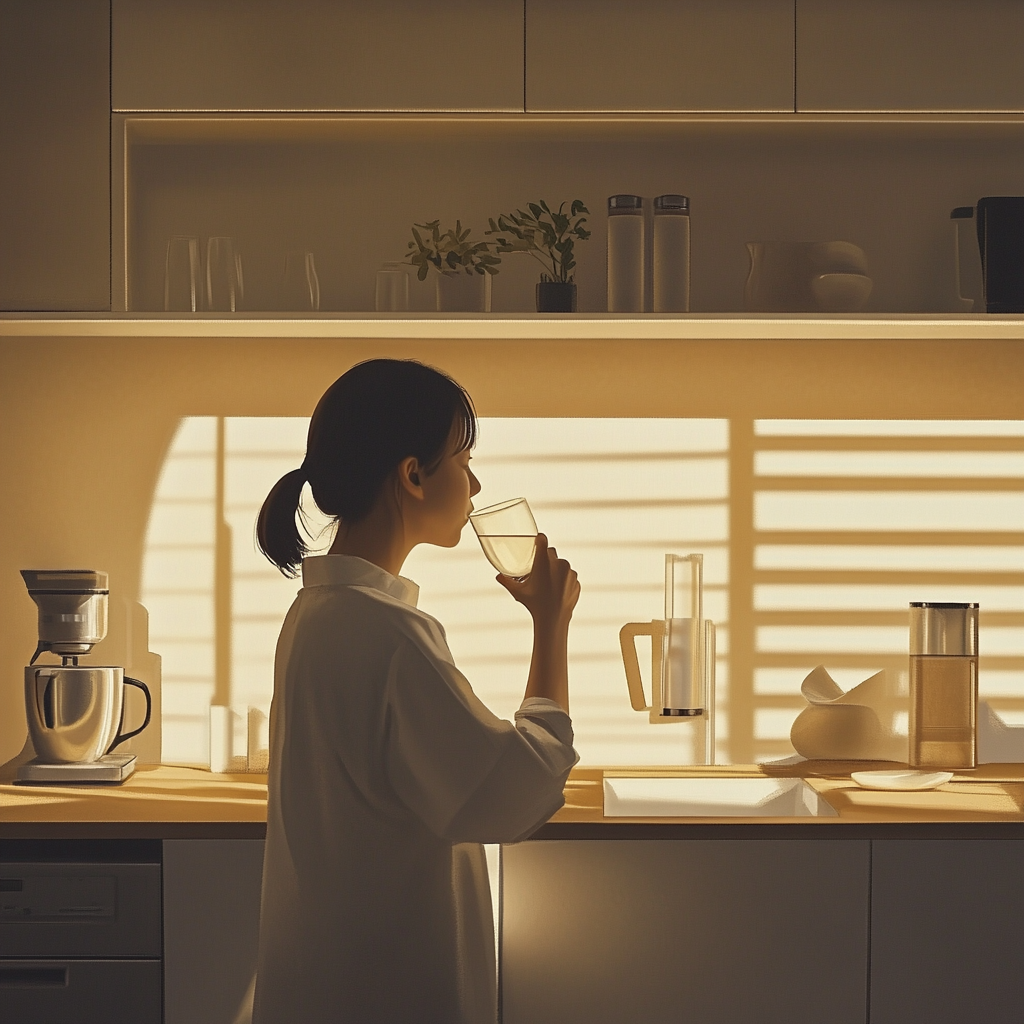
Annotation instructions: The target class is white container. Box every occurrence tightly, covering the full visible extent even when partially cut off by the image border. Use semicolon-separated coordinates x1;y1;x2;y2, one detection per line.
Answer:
653;194;690;312
607;194;644;312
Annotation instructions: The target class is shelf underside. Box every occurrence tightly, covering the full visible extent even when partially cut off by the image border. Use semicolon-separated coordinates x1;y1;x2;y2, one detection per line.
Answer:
3;314;1024;341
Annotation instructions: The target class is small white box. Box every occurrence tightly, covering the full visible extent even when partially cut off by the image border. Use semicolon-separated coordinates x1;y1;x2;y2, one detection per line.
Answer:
209;705;248;773
247;706;270;773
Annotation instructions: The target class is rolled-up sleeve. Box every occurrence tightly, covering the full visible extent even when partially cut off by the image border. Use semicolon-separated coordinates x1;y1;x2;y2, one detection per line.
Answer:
384;640;578;844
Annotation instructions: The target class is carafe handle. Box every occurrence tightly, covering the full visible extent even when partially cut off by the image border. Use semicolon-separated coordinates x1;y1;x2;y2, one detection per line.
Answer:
619;621;664;712
106;676;152;753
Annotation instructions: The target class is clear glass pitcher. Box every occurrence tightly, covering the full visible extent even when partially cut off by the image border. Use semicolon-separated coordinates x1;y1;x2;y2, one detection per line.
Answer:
619;554;717;762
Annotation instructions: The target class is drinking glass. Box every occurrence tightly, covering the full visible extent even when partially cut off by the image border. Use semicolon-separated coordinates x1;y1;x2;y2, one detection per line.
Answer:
164;236;202;312
469;498;539;578
284;251;320;311
206;236;244;312
375;262;410;312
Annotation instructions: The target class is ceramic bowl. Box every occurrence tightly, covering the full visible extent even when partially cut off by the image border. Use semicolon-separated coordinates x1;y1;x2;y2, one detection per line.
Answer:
812;272;873;312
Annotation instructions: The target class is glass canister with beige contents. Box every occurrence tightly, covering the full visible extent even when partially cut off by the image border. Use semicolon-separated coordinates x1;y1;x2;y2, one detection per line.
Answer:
909;602;979;770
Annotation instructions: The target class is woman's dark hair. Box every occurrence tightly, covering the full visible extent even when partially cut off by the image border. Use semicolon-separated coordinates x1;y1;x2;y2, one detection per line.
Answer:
257;358;477;577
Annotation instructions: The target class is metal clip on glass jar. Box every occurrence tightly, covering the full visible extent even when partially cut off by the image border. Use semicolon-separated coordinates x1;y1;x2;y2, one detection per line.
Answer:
653;194;690;313
607;194;644;312
909;602;979;770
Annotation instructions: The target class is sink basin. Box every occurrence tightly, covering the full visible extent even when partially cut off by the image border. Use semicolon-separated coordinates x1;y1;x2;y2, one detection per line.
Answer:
603;775;838;818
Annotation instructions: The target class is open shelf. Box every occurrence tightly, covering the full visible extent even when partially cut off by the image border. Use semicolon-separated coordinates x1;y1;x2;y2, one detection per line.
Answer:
114;111;1024;318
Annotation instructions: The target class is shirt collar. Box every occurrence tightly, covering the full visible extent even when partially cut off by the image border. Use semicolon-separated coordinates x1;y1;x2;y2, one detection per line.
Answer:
301;554;420;608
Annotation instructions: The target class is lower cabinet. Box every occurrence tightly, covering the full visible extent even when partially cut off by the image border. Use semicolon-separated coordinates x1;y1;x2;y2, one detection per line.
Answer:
870;839;1024;1024
7;833;1024;1022
500;839;871;1024
0;841;162;1024
162;839;265;1024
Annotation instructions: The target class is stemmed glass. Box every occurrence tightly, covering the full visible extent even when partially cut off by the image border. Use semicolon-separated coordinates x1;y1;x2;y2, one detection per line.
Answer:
469;498;539;579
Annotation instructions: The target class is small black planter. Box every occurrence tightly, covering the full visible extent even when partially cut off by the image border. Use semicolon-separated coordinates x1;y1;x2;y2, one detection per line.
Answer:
536;280;577;313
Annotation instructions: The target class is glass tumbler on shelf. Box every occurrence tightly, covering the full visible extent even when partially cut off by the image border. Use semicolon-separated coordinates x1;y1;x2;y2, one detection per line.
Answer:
607;194;644;312
469;498;539;579
164;236;202;312
375;262;410;312
284;251;320;311
653;194;690;313
206;236;244;312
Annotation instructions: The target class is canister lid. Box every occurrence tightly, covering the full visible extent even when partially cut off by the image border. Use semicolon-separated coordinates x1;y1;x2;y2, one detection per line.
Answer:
21;569;109;594
608;194;643;212
654;194;690;213
909;602;978;656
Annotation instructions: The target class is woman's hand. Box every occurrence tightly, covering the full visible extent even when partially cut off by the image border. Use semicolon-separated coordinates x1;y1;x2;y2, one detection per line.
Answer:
496;533;580;631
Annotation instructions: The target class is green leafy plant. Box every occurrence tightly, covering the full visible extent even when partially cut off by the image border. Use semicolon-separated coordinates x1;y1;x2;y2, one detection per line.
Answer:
404;220;501;280
486;200;590;283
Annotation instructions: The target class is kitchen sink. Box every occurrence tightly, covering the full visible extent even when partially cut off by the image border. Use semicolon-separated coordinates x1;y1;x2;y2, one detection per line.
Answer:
602;775;839;818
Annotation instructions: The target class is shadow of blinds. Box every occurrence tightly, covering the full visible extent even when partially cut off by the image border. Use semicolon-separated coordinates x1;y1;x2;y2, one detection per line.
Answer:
747;419;1024;763
143;417;731;767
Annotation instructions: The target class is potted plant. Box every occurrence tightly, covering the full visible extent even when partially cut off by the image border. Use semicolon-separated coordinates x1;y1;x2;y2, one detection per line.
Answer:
487;200;590;312
404;220;501;312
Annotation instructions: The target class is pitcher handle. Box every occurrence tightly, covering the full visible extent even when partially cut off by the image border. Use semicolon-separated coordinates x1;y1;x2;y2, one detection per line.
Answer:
619;621;664;712
107;676;153;753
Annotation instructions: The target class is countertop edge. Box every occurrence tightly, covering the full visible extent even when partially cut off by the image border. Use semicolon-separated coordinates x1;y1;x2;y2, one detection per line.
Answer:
0;821;268;840
5;820;1024;842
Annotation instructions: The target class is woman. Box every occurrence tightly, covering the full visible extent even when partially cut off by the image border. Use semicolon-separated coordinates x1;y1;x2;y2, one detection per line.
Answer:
251;358;580;1024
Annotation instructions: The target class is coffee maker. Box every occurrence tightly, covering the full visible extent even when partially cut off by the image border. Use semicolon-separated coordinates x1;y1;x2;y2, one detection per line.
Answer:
17;570;152;784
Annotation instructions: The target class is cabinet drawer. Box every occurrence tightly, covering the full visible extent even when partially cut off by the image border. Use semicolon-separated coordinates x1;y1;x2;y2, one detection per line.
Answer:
0;863;162;958
527;0;795;112
0;959;162;1024
797;0;1024;111
113;0;525;112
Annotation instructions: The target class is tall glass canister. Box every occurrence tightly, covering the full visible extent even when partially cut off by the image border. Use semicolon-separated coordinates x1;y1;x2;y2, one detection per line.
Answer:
607;194;644;312
653;194;690;312
909;602;979;769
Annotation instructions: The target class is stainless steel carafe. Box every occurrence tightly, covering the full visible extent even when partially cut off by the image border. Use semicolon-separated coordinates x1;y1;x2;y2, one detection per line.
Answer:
25;665;151;763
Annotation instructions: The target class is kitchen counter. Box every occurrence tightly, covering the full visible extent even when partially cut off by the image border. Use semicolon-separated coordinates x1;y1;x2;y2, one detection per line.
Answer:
3;761;1024;840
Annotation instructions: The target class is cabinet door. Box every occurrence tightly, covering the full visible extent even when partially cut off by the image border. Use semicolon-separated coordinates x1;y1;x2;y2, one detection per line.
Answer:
163;839;264;1024
501;839;870;1024
526;0;795;112
797;0;1024;111
0;0;110;311
113;0;525;112
871;839;1024;1024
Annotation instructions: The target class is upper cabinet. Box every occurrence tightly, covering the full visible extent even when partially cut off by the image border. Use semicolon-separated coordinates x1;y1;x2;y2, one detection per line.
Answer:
797;0;1024;111
0;0;110;311
526;0;795;112
112;0;526;112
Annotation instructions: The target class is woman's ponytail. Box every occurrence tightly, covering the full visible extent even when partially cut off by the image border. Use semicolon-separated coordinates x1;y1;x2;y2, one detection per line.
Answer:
256;466;309;578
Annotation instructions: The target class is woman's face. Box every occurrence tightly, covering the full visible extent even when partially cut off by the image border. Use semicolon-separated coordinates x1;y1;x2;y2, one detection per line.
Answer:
416;444;481;548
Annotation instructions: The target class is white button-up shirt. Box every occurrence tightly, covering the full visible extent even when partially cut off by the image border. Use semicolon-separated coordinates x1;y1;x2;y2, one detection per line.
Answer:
252;555;578;1024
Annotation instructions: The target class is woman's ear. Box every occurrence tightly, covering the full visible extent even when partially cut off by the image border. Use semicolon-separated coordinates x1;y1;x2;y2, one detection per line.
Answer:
396;456;424;499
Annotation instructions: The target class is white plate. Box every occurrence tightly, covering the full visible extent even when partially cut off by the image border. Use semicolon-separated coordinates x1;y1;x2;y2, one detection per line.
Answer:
850;769;953;791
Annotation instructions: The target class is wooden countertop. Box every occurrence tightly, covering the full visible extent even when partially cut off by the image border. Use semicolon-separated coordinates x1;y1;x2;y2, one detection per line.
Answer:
0;765;269;839
3;762;1024;840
